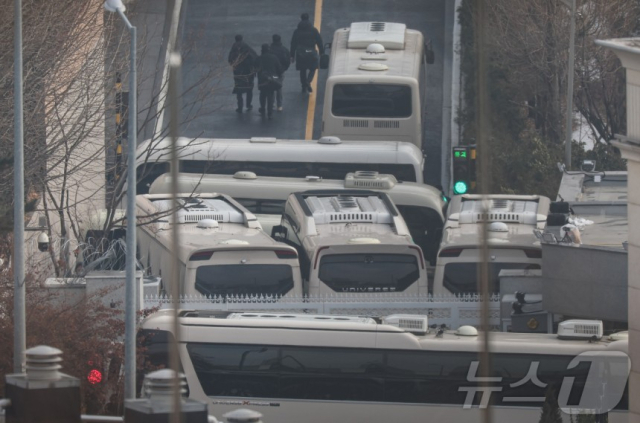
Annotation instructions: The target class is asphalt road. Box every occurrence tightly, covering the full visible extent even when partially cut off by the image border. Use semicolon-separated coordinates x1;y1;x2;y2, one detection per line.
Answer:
179;0;449;186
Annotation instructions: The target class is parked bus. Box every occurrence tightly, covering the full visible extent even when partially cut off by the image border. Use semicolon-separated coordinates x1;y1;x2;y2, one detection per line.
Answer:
271;190;428;296
322;22;433;149
139;311;629;423
433;195;550;295
136;193;303;298
149;171;446;265
135;136;425;194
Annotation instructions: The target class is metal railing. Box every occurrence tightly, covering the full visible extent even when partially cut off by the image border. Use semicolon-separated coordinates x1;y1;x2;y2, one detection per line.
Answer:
144;293;502;328
81;415;123;422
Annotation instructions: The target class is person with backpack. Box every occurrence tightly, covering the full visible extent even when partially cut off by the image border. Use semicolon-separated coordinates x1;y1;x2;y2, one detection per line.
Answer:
270;34;290;111
228;34;258;113
290;13;324;93
256;44;283;119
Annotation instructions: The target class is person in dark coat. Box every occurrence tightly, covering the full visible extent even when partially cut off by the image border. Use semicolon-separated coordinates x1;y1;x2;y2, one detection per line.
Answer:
290;13;324;93
256;44;283;119
228;34;258;113
270;34;290;111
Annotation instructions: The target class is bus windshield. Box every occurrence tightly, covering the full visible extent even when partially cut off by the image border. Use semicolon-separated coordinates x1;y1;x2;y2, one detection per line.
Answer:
443;262;541;295
195;264;294;297
332;84;412;118
318;254;419;292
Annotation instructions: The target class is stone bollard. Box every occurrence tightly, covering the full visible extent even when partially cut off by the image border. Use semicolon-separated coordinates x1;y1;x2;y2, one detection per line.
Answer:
4;345;81;423
223;409;263;423
124;369;208;423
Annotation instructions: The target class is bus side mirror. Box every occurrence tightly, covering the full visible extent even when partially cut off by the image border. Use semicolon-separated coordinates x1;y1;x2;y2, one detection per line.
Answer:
271;225;288;240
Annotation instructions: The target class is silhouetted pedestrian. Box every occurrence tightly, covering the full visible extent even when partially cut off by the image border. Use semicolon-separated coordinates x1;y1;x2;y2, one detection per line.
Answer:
228;34;258;112
270;34;290;111
290;13;323;93
256;44;283;119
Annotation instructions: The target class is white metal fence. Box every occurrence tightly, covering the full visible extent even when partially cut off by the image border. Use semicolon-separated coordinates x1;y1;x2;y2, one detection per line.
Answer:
144;294;501;329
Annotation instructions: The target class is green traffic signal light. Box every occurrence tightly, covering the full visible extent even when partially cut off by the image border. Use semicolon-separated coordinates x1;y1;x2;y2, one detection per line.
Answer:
453;181;468;195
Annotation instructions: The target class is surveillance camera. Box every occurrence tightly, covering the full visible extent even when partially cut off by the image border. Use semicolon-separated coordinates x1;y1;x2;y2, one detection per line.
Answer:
581;160;596;172
37;232;50;252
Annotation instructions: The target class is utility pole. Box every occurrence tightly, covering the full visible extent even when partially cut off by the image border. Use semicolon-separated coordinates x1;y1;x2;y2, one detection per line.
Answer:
13;0;26;374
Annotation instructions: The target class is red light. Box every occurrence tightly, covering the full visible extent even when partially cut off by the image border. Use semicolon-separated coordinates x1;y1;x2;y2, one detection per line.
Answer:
190;250;213;261
409;246;425;269
439;248;463;258
87;369;103;384
275;249;297;259
313;247;330;269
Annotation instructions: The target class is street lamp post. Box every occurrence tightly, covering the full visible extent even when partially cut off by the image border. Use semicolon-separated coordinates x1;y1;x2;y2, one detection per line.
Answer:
104;0;137;400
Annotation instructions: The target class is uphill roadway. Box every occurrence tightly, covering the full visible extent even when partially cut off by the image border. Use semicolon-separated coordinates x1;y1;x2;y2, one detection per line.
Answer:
178;0;451;187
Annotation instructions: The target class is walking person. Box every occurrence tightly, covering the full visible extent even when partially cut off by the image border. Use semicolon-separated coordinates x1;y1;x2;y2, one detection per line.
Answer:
256;44;283;119
270;34;290;111
228;34;258;113
290;13;324;93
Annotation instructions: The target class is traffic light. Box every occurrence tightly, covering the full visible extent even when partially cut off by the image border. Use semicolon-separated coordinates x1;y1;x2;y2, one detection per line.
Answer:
452;146;470;195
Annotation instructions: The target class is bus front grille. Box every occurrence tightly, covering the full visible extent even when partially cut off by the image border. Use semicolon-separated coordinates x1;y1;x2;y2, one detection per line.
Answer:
343;119;369;128
374;120;400;129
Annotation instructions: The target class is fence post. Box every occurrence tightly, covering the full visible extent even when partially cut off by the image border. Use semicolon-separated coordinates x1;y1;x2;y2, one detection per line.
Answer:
4;346;81;423
124;369;208;423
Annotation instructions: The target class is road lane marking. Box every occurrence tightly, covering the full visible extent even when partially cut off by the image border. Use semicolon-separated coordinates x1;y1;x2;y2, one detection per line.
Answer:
305;0;323;140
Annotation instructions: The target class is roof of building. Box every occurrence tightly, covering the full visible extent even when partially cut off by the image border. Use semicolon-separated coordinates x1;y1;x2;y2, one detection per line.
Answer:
556;172;627;248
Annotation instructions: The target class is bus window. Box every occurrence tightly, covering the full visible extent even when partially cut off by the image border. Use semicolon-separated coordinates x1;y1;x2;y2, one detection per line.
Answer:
396;205;444;266
187;343;279;397
195;264;295;297
318;254;420;293
443;262;542;295
137;162;170;194
332;84;412;118
235;198;286;215
178;160;418;182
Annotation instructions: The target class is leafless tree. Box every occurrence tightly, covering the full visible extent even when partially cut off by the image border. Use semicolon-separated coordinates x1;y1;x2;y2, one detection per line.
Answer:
0;0;226;277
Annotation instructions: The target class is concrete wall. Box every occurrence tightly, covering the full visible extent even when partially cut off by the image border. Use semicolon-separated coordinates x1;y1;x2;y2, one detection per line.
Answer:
598;36;640;423
541;243;628;322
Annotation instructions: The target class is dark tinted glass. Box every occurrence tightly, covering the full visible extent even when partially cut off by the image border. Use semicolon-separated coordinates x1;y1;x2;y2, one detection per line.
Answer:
332;84;412;118
195;264;294;296
184;343;626;409
187;343;279;397
179;160;417;182
136;162;170;194
385;350;476;404
318;254;420;292
279;347;384;401
396;205;444;266
443;262;542;294
235;198;286;214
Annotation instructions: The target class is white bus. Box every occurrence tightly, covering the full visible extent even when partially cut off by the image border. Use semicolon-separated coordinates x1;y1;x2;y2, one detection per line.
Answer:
149;171;447;265
272;190;428;296
322;22;433;149
135;136;425;194
433;195;550;296
139;311;629;423
136;193;303;298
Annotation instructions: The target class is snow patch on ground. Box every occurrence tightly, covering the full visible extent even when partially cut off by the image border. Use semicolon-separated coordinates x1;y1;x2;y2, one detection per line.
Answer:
573;112;597;151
